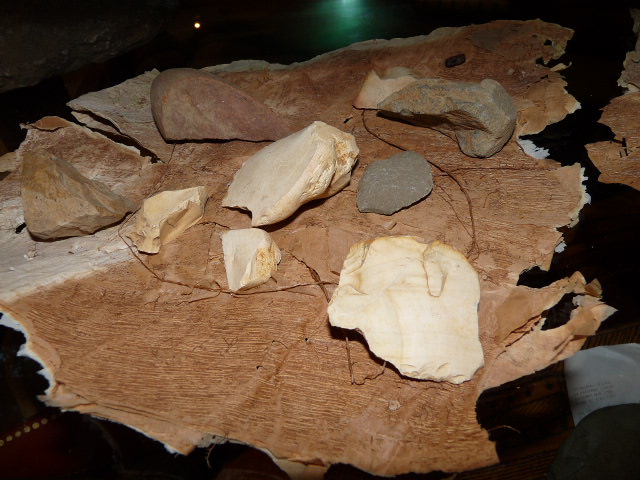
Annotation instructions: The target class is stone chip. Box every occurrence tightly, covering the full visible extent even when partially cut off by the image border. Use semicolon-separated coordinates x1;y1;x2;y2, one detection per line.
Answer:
221;228;281;291
353;67;420;109
127;186;208;254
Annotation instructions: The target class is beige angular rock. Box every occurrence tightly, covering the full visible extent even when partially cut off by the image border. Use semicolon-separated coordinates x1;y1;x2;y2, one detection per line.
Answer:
221;228;281;291
378;78;516;158
151;68;290;141
127;186;208;254
21;150;134;240
327;236;483;383
353;67;420;109
222;121;359;226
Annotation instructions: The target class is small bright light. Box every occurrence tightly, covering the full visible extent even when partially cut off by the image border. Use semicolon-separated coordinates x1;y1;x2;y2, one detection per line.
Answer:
194;22;201;29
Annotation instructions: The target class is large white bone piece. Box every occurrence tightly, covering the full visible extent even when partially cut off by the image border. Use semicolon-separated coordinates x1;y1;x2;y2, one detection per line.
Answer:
221;228;281;291
222;121;359;226
127;186;208;254
327;236;484;383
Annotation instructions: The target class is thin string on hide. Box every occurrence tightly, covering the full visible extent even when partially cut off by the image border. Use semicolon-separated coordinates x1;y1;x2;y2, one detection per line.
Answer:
351;358;387;386
117;141;333;299
117;216;331;300
304;263;358;384
360;110;479;259
302;261;378;386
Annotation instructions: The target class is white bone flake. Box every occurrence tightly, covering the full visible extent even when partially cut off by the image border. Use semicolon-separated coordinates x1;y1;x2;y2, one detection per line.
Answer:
222;121;359;226
127;186;208;254
221;228;281;291
327;236;484;383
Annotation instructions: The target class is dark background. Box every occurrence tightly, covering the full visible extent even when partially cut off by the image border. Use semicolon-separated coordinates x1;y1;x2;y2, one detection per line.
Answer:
1;1;639;478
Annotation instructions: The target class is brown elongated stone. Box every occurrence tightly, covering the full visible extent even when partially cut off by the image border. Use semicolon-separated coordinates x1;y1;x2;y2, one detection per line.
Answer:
150;68;290;141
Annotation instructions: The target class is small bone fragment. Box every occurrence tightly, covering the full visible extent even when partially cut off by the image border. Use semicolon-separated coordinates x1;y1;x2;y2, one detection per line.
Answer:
127;186;208;254
150;68;290;141
353;67;419;109
222;121;359;226
221;228;281;291
21;150;134;240
327;236;484;383
357;151;433;215
378;78;516;158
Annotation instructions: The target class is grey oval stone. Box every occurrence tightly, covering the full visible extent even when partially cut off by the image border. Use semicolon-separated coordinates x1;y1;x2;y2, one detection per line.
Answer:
357;151;433;215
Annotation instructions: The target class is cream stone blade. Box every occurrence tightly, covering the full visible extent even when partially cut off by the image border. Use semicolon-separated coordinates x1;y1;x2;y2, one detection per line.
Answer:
222;121;358;226
328;236;483;383
127;187;208;254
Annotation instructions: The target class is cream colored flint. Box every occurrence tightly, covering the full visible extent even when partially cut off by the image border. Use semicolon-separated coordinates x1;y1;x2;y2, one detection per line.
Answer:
221;228;281;292
328;236;484;383
127;186;208;254
222;121;359;226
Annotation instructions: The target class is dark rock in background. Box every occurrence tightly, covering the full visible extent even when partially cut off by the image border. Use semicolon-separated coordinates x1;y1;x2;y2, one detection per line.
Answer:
0;0;177;93
548;404;640;480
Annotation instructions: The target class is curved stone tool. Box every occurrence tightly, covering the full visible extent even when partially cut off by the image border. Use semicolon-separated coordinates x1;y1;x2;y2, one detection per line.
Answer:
378;78;516;158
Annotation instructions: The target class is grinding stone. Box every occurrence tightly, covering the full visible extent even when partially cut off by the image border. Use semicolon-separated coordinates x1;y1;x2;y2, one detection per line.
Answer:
150;68;290;141
378;78;516;158
357;151;433;215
